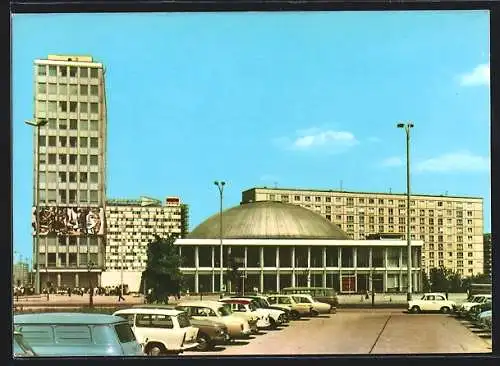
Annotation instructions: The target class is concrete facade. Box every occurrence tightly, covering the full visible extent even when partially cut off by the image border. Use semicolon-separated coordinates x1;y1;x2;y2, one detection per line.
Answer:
32;55;107;288
242;187;484;277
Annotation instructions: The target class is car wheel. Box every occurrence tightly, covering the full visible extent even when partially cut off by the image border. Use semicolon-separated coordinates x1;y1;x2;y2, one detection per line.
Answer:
440;307;450;314
269;317;278;329
196;333;211;352
290;310;300;320
145;343;167;356
311;310;319;317
410;306;421;314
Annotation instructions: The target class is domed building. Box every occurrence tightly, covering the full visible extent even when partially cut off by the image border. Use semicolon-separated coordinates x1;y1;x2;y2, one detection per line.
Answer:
175;201;423;294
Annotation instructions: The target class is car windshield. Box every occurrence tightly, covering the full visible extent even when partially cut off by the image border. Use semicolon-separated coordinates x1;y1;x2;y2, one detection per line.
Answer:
248;302;257;311
280;297;292;304
259;298;271;307
177;313;191;328
218;306;232;316
294;296;311;303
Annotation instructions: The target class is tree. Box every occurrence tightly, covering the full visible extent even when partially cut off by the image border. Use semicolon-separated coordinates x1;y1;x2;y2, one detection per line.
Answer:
141;235;183;304
421;270;431;292
227;255;243;294
429;267;449;292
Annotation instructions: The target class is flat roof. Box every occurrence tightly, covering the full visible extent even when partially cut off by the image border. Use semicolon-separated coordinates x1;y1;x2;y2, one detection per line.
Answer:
14;313;126;325
243;187;483;201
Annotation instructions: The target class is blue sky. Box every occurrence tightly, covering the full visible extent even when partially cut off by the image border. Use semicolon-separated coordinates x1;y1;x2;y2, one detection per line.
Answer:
12;11;490;264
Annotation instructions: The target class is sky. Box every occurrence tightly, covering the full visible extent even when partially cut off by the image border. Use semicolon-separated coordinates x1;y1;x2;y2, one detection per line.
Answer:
12;11;491;265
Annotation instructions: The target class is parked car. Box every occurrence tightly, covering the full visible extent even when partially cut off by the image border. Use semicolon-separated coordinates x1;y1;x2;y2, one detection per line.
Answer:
128;304;230;352
290;294;332;315
220;299;268;331
265;294;314;319
468;301;492;322
478;310;492;330
455;294;492;318
281;287;339;308
249;295;291;323
407;293;456;314
13;331;37;357
176;300;251;340
113;307;198;355
14;313;145;357
230;296;287;328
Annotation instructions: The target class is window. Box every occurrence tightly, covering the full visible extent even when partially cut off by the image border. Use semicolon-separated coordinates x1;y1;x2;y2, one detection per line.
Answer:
69;84;78;95
59;190;66;202
70;101;78;112
38;135;46;147
438;201;443;207
305;196;311;202
90;103;98;113
69;66;77;77
378;217;384;224
80;68;88;78
58;84;67;95
90;173;98;183
468;252;473;257
378;208;384;214
378;199;384;204
80;190;88;202
47;101;57;113
69;155;77;165
359;198;365;204
369;199;374;204
59;136;67;147
136;314;174;328
80;155;88;165
80;103;88;113
37;83;47;94
54;326;92;345
48;65;57;76
90;137;98;148
47;189;56;202
90;85;99;95
114;323;136;343
90;120;99;130
90;155;98;165
38;65;47;76
90;190;98;203
69;119;78;130
59;66;67;77
59;120;67;129
80;172;88;183
90;68;98;78
48;153;56;164
69;190;77;203
69;137;77;148
59;101;67;112
80;120;88;130
326;197;331;202
59;155;67;165
80;137;88;148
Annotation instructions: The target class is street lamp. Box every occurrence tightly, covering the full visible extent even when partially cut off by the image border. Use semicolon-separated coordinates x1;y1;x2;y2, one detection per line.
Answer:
214;181;226;294
88;260;95;307
397;122;414;301
25;118;48;295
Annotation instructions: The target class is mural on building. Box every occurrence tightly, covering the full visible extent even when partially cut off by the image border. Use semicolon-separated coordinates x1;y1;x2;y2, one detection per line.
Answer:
32;206;105;236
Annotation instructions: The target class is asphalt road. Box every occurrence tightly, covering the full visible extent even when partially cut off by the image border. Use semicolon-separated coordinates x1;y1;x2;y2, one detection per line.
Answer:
183;310;492;355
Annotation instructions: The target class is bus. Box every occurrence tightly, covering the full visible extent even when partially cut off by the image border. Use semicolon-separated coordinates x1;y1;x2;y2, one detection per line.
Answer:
281;287;338;307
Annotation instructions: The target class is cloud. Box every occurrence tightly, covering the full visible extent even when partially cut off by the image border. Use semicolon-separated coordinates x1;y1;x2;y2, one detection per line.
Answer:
274;127;359;154
415;151;489;173
459;63;490;87
381;156;403;167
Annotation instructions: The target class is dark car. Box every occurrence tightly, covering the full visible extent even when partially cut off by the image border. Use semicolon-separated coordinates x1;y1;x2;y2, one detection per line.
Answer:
468;301;492;322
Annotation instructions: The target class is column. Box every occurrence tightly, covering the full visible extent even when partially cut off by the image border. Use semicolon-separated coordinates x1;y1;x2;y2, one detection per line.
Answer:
353;247;358;293
194;246;199;293
194;273;199;293
75;273;79;288
57;273;61;287
97;272;101;287
307;247;311;287
260;247;264;292
211;246;215;293
322;247;327;287
384;247;389;292
276;247;280;292
383;271;388;292
399;247;403;292
338;247;342;292
291;247;295;287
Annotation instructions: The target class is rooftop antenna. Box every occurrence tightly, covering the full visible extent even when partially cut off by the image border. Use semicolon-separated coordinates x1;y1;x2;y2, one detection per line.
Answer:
389;188;392;193
340;180;343;192
274;181;278;189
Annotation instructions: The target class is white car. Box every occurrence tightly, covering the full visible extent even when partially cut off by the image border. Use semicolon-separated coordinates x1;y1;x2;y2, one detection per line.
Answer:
408;293;456;314
220;298;270;330
266;294;314;319
176;300;252;340
230;297;287;328
113;308;199;356
456;294;492;316
290;294;331;315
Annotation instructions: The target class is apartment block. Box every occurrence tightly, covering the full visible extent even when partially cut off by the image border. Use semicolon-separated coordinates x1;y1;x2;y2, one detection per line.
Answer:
13;262;30;286
104;196;188;272
31;55;107;289
242;187;484;277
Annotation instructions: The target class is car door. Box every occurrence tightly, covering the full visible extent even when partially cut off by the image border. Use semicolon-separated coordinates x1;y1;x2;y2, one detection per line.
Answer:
434;295;446;311
425;295;436;311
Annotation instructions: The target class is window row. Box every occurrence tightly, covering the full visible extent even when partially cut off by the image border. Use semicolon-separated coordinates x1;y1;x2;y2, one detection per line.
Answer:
39;135;99;148
37;65;99;78
38;83;99;96
40;171;99;184
39;189;100;203
39;154;99;165
37;101;99;113
45;118;99;131
38;235;100;246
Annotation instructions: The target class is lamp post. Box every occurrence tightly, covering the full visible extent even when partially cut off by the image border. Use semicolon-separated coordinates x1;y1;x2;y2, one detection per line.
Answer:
88;260;95;308
397;122;414;301
214;181;225;294
25;118;48;295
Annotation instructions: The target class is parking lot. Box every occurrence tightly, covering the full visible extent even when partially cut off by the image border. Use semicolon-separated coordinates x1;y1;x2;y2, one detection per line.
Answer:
183;309;492;355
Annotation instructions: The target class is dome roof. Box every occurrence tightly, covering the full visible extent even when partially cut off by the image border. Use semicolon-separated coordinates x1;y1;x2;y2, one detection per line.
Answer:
187;201;349;240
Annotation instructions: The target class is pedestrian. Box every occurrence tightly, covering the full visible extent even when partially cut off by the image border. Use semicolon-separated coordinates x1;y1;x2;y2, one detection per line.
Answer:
67;287;72;297
117;286;125;302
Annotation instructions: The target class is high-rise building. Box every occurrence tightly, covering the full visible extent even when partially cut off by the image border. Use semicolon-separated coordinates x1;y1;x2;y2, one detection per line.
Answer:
483;233;491;278
31;55;107;289
242;187;484;277
13;262;29;286
102;196;189;292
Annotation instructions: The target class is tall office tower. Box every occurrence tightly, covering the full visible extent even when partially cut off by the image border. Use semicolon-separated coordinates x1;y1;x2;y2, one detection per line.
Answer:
242;187;484;277
102;196;188;292
31;55;107;290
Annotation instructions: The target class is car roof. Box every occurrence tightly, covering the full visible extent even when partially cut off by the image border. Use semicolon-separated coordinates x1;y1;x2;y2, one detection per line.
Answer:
221;299;251;304
114;308;184;316
423;293;447;296
14;313;127;325
177;300;225;307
